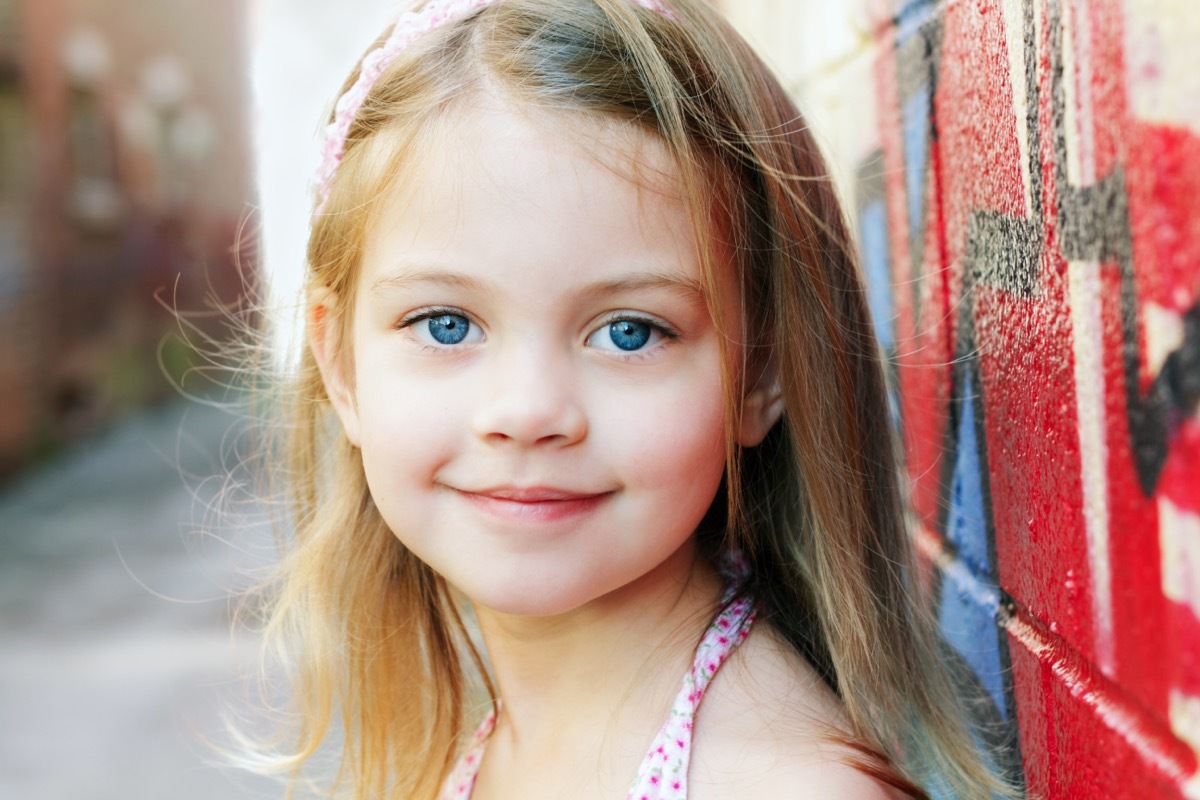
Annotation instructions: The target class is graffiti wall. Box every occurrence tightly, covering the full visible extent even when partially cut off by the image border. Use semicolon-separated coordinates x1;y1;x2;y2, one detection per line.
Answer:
718;0;1200;796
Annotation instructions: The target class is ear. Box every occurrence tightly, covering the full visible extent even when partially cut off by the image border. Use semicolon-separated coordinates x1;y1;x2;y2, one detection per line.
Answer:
737;362;783;447
308;288;362;447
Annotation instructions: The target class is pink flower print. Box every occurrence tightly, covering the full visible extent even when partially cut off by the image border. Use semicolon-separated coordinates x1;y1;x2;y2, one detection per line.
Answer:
442;587;756;800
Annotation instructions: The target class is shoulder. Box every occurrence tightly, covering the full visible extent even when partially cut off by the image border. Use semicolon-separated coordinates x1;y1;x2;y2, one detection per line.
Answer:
689;621;905;800
730;757;901;799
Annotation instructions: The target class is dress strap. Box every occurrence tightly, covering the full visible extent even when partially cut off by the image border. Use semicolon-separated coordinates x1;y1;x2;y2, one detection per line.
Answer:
439;707;496;800
437;590;756;800
624;592;756;800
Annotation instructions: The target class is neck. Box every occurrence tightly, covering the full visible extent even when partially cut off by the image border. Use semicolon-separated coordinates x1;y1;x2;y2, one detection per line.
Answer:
473;542;722;759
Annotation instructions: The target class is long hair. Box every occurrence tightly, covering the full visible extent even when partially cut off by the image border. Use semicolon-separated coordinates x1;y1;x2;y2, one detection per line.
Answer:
245;1;1016;797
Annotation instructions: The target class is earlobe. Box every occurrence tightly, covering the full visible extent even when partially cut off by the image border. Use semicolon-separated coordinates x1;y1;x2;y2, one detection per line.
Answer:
737;379;784;447
308;290;362;447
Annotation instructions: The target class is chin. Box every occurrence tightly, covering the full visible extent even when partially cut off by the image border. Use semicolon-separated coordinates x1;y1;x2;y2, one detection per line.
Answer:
467;587;593;619
456;571;611;619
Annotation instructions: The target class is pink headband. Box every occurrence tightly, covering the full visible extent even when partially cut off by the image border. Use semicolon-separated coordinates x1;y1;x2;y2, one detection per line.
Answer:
314;0;674;211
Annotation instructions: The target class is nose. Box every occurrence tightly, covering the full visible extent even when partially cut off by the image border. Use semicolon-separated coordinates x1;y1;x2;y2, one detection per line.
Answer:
471;343;588;447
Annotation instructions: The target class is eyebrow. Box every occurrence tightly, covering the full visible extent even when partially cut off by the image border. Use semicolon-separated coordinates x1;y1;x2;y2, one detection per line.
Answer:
371;268;707;302
372;269;484;294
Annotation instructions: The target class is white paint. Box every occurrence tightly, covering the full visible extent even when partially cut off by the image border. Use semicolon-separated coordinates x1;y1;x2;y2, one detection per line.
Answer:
249;0;403;368
1123;0;1200;129
1062;0;1116;675
1170;690;1200;799
1067;259;1116;676
1161;497;1200;615
1001;0;1035;215
1064;0;1098;188
1144;300;1187;377
1160;492;1200;796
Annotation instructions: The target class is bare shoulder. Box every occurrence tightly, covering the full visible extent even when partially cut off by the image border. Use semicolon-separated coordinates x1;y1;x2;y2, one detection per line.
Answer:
689;622;905;800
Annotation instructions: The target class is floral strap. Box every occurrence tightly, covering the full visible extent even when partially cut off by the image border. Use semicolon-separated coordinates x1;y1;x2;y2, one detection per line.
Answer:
439;705;496;800
437;591;756;800
624;592;755;800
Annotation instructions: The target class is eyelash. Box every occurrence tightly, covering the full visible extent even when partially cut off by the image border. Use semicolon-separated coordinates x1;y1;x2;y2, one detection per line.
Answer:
398;306;470;328
396;307;681;358
397;306;479;351
592;312;680;361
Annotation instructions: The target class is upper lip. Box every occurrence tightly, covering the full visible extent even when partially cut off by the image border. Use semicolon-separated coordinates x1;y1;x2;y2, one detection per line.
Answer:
460;486;609;502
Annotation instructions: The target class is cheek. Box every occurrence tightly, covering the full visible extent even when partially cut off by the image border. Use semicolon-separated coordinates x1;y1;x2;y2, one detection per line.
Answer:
602;364;728;490
352;352;469;475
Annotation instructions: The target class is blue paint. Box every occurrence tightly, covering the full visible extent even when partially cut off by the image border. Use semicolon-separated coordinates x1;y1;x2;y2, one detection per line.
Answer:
938;555;1008;720
859;199;895;353
938;381;1007;718
902;86;930;254
896;0;939;47
946;384;994;577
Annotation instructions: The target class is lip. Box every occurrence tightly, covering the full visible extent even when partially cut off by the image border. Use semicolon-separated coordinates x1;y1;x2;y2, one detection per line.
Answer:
455;485;612;524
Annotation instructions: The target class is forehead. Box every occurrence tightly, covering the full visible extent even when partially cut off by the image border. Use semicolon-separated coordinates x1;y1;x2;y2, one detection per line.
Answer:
380;97;685;223
359;97;704;294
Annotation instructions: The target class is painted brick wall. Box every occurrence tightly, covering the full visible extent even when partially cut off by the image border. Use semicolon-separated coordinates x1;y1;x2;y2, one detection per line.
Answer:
718;0;1200;796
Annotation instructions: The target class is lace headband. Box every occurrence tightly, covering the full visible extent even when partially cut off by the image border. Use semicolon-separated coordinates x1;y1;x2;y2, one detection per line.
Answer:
315;0;675;211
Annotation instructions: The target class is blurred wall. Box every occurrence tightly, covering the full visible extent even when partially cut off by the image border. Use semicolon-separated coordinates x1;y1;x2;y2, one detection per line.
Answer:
0;0;253;473
717;0;1200;796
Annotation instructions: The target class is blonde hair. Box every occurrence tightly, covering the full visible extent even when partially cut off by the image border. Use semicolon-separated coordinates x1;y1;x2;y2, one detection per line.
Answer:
246;1;1018;797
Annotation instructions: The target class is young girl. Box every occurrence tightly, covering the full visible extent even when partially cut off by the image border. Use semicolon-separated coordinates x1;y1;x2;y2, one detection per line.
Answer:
248;0;1015;797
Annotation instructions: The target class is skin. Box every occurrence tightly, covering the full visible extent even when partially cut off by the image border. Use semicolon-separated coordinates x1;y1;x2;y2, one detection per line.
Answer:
313;97;894;799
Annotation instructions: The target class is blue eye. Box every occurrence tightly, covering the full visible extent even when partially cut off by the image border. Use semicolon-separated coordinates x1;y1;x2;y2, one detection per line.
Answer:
588;316;674;353
403;309;483;347
607;320;651;351
426;313;471;345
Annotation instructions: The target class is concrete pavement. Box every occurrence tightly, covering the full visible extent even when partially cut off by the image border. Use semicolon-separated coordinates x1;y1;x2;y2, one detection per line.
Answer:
0;399;284;799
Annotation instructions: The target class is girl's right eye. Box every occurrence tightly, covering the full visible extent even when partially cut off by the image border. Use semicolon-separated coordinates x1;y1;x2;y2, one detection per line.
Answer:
401;310;484;347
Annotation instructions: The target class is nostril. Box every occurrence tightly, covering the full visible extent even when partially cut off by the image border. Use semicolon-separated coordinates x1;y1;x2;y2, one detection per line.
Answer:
473;386;586;446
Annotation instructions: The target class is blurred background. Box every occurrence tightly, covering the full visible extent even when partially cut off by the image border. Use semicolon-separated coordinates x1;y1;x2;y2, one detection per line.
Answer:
0;0;271;796
0;0;250;467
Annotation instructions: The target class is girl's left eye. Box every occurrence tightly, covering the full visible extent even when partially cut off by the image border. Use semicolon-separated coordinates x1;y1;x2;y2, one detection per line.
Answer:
586;317;674;353
403;311;484;347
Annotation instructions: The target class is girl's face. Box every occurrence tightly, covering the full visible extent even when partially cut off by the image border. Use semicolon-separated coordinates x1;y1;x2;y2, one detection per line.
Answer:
320;101;761;617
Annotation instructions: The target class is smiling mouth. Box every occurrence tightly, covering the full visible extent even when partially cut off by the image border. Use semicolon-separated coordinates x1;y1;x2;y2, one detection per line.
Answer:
455;486;613;524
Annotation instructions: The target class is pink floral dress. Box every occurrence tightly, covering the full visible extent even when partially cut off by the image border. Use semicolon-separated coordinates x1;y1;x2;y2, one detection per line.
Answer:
438;591;757;799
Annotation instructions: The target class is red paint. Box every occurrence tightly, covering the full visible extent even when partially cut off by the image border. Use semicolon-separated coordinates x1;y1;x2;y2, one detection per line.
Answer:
1008;608;1196;798
937;0;1095;659
1161;422;1200;516
869;0;1200;795
873;23;953;537
1126;121;1200;316
1102;247;1171;718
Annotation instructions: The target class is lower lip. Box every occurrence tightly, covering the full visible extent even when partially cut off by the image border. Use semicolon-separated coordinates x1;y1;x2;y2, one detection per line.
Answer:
459;492;611;524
